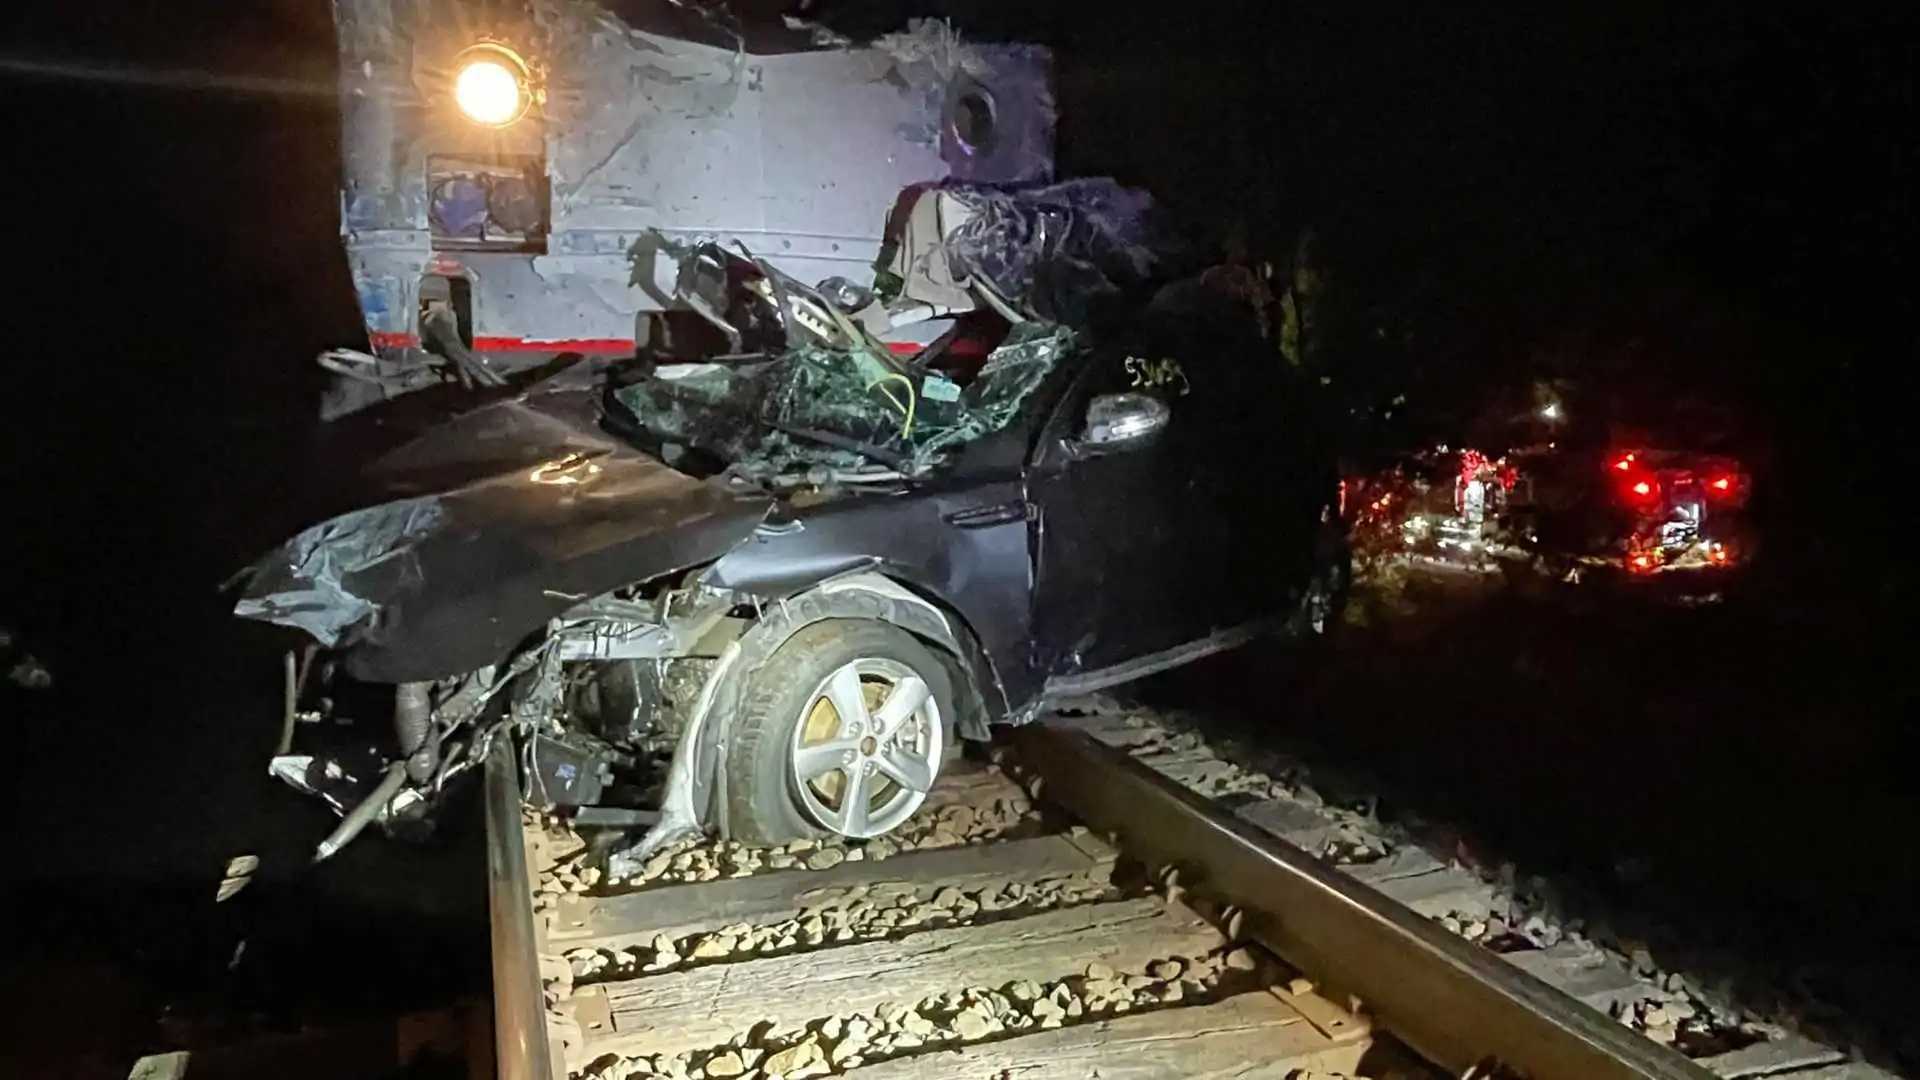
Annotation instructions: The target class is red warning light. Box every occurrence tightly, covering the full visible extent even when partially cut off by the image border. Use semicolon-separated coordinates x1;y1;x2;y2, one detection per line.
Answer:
1632;480;1653;496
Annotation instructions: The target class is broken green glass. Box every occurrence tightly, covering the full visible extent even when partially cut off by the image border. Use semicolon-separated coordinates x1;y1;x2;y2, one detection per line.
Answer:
612;322;1079;476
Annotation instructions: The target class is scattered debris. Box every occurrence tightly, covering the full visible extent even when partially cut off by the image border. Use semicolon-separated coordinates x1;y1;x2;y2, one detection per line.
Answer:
215;854;259;903
126;1052;191;1080
1;624;52;690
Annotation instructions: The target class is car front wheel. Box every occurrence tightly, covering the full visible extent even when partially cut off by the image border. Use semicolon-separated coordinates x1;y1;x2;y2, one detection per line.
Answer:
725;620;954;845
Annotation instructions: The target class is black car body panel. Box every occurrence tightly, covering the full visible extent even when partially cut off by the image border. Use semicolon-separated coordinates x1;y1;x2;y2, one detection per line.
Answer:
705;473;1036;712
237;374;774;683
1029;281;1332;676
240;279;1338;702
234;279;1343;868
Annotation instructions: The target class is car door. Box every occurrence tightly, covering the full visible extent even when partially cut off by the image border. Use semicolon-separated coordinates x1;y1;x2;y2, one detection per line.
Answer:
1026;282;1285;681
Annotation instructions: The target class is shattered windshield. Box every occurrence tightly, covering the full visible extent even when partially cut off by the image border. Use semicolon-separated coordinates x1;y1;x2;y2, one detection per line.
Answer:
604;180;1157;481
607;320;1075;479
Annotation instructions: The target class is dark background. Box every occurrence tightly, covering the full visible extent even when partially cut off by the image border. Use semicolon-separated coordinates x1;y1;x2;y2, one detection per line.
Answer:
2;2;1914;1076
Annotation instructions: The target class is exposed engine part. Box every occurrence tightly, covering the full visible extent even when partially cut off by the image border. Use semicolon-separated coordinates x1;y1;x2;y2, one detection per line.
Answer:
314;762;406;863
395;681;440;782
608;570;978;872
573;807;663;828
523;732;618;809
269;749;386;819
609;691;715;875
566;658;699;749
264;569;979;864
277;649;299;756
315;346;438;390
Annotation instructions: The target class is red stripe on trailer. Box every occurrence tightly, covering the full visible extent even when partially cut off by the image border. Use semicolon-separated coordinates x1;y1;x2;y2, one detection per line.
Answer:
366;331;634;354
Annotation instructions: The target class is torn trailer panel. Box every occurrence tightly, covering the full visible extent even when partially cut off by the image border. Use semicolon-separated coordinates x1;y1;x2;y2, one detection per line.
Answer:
328;0;1054;414
874;178;1164;326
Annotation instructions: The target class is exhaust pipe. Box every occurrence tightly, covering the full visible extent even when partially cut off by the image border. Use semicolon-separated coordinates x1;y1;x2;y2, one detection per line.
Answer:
313;762;407;863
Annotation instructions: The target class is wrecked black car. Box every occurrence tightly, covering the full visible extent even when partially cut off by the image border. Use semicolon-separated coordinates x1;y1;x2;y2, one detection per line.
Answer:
234;0;1342;872
235;181;1346;872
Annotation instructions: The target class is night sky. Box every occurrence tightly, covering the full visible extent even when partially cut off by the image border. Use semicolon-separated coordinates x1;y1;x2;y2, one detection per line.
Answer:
1;2;1915;1075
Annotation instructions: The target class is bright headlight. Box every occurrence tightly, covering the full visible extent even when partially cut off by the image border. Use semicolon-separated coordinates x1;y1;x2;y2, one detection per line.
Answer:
452;44;529;127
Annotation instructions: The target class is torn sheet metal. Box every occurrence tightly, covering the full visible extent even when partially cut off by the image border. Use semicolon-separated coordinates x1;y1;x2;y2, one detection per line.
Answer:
234;498;445;647
871;19;1055;184
270;752;377;819
905;179;1162;325
644;234;864;356
613;213;1093;479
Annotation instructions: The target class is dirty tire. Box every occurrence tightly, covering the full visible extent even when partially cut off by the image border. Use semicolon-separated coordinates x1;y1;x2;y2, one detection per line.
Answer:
726;620;955;845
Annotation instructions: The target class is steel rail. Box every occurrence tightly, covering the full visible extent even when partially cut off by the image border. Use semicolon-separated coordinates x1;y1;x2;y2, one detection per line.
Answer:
485;736;556;1080
1012;724;1716;1080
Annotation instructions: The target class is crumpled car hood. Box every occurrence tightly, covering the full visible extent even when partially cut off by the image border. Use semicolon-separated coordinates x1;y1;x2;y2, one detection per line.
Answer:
236;376;772;682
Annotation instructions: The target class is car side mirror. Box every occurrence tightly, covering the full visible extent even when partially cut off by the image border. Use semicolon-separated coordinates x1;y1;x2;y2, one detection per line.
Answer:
1066;392;1170;459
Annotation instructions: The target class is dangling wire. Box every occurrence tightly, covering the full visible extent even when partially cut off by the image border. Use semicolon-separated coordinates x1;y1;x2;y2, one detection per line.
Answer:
866;371;918;439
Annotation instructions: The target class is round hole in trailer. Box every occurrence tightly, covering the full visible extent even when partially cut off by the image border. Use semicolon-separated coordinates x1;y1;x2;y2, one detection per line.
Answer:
951;88;997;155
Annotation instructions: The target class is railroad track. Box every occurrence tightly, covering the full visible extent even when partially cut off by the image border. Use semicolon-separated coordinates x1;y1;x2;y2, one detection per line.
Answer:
1040;703;1898;1080
485;715;1879;1080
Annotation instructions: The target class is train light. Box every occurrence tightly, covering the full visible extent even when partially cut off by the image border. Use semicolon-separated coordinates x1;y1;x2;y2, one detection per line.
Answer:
453;44;531;127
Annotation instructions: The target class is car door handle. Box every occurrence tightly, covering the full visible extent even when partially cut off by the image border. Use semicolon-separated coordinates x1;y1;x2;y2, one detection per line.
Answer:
943;501;1029;529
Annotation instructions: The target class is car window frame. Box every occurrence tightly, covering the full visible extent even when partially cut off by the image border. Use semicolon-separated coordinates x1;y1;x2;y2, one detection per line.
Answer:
1024;343;1110;470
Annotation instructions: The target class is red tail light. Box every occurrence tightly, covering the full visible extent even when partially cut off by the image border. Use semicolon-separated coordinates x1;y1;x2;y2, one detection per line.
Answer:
1612;451;1658;504
1620;474;1660;505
